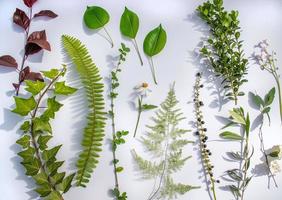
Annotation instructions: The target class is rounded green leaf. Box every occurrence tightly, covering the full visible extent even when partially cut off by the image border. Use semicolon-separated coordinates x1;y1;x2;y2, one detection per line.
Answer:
84;6;110;29
143;24;167;57
120;7;139;38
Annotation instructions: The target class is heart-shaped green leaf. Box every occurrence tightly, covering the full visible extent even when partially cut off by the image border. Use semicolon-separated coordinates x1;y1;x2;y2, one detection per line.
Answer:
143;24;167;57
84;6;110;29
120;7;139;38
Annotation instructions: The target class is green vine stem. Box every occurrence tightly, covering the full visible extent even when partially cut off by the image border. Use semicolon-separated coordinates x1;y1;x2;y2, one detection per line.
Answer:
193;72;218;200
109;43;130;200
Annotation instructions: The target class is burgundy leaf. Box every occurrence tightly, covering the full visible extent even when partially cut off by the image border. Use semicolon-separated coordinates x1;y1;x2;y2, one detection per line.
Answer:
0;55;18;68
13;83;20;90
25;72;44;82
23;0;37;8
13;8;30;30
34;10;58;19
25;30;51;55
19;66;31;82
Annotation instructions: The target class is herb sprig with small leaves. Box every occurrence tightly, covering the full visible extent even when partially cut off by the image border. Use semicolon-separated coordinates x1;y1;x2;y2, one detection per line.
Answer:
220;107;253;200
14;65;77;200
250;88;278;187
193;72;219;200
109;43;130;200
197;0;248;105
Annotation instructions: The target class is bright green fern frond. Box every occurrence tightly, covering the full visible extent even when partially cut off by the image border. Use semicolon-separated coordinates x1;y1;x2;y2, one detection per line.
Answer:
62;35;106;187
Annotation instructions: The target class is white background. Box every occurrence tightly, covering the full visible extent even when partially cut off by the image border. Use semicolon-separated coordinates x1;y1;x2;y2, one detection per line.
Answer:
0;0;282;199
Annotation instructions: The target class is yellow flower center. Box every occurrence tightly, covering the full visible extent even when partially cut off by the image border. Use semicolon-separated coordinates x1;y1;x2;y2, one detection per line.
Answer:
142;83;149;88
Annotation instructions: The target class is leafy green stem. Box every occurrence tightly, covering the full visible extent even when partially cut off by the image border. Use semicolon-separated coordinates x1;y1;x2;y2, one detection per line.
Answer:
133;96;143;138
103;26;114;48
132;38;143;66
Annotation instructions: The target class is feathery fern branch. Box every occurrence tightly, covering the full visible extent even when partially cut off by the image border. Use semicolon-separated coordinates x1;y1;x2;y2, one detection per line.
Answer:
62;35;106;187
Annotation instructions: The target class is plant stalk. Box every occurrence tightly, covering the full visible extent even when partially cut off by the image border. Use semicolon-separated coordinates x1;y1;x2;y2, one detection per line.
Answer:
149;57;157;85
132;38;143;66
133;97;142;138
274;75;282;124
103;26;114;48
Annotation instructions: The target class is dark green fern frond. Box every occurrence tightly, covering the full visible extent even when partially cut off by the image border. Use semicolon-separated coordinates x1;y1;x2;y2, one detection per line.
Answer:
62;35;106;187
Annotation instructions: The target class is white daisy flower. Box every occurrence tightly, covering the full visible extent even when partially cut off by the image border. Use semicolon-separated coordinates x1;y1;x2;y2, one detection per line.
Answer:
134;82;152;97
269;160;281;175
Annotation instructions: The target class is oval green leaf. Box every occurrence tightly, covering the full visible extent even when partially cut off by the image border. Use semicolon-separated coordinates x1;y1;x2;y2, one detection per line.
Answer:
143;24;167;57
220;131;243;141
120;7;139;38
84;6;110;29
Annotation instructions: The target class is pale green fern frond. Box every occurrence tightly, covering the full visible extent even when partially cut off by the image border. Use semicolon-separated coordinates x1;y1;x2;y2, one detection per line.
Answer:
62;35;106;187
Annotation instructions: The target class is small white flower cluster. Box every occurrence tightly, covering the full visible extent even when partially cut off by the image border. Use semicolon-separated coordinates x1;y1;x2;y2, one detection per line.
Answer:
252;40;277;71
267;145;282;175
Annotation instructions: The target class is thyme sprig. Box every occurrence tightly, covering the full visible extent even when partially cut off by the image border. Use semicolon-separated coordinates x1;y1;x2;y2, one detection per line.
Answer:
108;43;130;200
193;72;219;200
197;0;248;105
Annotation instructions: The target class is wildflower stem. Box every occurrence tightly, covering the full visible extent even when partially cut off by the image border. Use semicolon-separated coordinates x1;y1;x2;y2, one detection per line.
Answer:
133;96;143;138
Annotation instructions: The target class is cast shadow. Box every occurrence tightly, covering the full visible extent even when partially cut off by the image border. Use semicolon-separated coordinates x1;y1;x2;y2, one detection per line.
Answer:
185;11;228;111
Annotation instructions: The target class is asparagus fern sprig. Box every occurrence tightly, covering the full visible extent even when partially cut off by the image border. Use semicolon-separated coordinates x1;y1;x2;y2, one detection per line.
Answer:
14;65;77;200
193;72;219;200
133;85;200;200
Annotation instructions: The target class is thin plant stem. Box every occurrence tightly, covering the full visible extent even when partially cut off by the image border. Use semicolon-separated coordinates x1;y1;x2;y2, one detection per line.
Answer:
149;57;157;85
103;26;114;48
132;38;143;66
16;7;32;96
133;96;143;138
274;76;282;124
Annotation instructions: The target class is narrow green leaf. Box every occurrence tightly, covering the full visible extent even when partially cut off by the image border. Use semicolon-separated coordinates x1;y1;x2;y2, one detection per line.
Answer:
12;96;37;116
264;87;275;106
142;104;158;111
120;7;139;38
220;131;243;141
229;110;245;125
143;24;167;57
54;81;77;95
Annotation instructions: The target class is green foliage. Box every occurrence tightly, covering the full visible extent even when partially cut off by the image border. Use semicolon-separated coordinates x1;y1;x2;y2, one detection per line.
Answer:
143;24;167;84
197;0;248;105
54;81;77;95
221;107;253;199
83;5;113;47
108;43;130;200
13;66;76;199
120;7;143;65
133;86;199;199
62;35;106;187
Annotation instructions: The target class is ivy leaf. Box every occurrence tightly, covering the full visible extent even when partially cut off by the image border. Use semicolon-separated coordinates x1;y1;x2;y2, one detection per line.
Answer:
45;191;62;200
23;0;37;8
16;135;31;148
25;80;46;95
38;135;52;151
0;55;18;68
25;30;51;55
34;10;58;19
58;173;75;193
84;6;110;29
35;184;51;197
13;8;30;30
20;121;30;132
12;96;36;116
47;161;64;176
22;158;41;176
33;117;52;133
143;24;167;57
42;145;62;162
54;81;77;95
264;87;275;106
42;97;63;120
51;172;65;185
120;7;139;38
220;131;243;141
41;68;59;79
33;172;49;185
141;104;158;111
18;147;35;163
